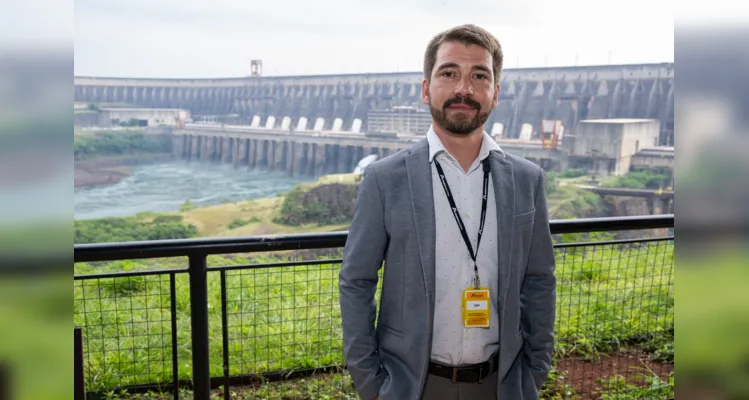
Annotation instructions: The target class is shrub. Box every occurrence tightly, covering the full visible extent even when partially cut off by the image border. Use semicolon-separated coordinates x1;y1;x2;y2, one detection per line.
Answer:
276;183;358;226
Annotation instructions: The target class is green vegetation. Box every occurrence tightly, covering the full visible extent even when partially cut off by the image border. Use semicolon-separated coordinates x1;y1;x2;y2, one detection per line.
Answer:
179;200;198;212
275;181;358;226
545;169;617;220
547;183;609;220
94;374;360;399
74;240;674;399
74;255;357;392
545;171;559;195
597;374;674;400
228;217;261;229
74;131;171;161
600;170;670;190
555;190;608;219
75;215;198;244
558;168;588;179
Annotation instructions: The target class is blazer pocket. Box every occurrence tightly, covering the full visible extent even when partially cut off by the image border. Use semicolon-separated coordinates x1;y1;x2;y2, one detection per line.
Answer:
513;209;535;227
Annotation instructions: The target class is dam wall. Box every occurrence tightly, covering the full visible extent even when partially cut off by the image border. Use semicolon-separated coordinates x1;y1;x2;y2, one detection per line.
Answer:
172;129;406;177
75;63;675;146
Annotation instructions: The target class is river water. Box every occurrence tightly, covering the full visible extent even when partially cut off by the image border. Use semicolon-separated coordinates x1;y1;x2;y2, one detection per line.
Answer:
74;161;315;220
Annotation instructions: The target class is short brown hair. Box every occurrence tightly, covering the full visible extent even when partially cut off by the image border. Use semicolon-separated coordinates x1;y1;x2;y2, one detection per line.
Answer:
423;24;504;84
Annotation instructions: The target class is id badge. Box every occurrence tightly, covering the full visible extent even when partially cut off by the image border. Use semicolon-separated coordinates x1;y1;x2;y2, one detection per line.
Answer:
462;288;490;328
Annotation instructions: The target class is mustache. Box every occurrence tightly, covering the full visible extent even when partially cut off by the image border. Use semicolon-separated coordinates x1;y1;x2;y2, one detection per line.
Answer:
443;96;481;110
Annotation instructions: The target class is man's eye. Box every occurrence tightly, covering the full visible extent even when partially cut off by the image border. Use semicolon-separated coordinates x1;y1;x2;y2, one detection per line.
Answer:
442;71;455;77
474;73;488;80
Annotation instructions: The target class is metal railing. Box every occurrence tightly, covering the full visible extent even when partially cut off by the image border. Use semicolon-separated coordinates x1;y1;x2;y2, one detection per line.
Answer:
73;214;674;399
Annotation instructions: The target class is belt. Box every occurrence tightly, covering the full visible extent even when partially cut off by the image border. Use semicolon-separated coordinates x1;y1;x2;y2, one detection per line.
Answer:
428;352;499;384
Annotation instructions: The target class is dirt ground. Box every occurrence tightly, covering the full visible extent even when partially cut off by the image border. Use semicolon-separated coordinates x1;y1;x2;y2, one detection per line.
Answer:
555;348;673;399
104;349;674;400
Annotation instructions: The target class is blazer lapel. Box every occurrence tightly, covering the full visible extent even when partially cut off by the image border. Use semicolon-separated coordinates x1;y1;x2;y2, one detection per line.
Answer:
405;139;436;313
489;151;515;314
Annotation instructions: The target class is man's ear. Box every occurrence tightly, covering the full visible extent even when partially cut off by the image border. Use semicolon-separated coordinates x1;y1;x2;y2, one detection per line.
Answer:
421;79;429;105
492;82;500;108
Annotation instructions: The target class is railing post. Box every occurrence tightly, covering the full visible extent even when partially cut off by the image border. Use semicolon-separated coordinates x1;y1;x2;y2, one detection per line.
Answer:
189;254;211;399
170;274;180;400
75;327;86;400
220;271;230;400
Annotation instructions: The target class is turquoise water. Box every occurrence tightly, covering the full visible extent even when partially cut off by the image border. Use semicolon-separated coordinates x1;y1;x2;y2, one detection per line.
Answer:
74;161;314;220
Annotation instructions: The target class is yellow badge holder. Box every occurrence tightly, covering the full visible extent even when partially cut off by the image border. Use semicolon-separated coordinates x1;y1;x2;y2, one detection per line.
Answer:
462;287;490;328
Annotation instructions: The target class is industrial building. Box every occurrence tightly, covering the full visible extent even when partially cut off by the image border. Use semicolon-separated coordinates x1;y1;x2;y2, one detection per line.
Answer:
565;119;661;177
98;108;191;127
366;106;431;135
630;146;675;172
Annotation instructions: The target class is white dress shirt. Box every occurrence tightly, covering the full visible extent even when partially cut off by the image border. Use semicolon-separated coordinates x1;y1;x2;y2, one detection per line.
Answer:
427;126;502;366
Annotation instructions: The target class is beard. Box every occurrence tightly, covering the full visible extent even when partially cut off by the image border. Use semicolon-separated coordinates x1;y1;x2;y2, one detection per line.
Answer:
429;95;491;135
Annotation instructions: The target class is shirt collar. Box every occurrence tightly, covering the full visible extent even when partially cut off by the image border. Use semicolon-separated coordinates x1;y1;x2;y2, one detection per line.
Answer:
427;124;502;163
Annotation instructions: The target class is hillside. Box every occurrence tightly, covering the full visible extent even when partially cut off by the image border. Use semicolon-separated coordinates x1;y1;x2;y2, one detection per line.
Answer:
74;173;360;246
182;173;359;237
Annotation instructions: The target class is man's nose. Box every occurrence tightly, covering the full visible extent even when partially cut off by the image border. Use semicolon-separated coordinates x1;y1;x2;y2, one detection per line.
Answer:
453;77;474;97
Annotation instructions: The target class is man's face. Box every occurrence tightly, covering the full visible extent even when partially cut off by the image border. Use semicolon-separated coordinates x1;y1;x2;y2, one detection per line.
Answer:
422;41;499;135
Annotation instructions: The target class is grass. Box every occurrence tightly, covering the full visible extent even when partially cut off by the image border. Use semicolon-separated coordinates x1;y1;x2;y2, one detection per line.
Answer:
97;373;361;399
553;240;674;359
73;238;674;399
547;185;580;212
74;256;355;391
315;173;360;186
546;184;608;220
134;173;357;238
597;374;674;400
179;197;348;238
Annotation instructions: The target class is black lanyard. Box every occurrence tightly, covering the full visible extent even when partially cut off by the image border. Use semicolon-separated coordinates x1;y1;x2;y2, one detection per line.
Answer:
433;157;490;288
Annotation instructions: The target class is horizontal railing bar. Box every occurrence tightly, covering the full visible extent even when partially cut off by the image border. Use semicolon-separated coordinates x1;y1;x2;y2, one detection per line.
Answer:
549;214;673;234
209;258;343;272
74;268;187;280
74;215;673;263
553;236;674;248
73;260;347;279
74;232;348;263
72;235;674;278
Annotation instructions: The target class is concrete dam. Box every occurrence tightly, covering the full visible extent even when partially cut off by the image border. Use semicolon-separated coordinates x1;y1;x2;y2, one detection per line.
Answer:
75;63;675;146
172;127;408;177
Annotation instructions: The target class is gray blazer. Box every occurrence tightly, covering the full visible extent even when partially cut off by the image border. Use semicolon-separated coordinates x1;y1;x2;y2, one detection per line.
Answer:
339;138;556;400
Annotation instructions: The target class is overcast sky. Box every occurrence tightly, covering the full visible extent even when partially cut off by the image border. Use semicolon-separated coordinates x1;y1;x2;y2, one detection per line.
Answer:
73;0;674;78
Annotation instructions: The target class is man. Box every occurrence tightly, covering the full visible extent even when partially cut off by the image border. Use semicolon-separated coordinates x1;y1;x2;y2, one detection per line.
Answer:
339;24;556;400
